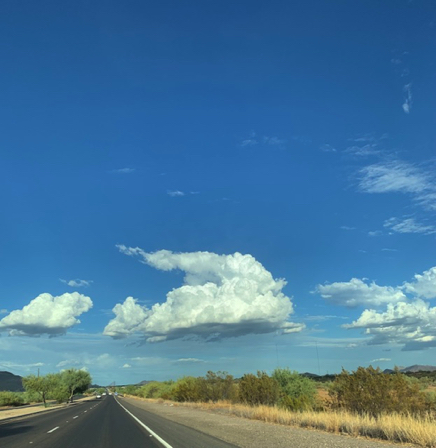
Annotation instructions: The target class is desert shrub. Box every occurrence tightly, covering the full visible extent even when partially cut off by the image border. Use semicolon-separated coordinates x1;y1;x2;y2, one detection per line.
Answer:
329;366;428;417
138;381;174;399
196;371;237;403
22;390;40;404
123;385;141;396
272;368;317;411
0;391;25;406
171;377;201;402
238;371;279;406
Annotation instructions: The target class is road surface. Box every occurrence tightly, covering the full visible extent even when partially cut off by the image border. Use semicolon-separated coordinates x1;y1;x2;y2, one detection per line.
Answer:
0;395;236;448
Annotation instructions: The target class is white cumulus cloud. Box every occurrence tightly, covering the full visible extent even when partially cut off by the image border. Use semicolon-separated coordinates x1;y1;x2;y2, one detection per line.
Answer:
104;247;304;342
0;292;92;336
403;267;436;299
315;278;406;308
343;299;436;350
320;265;436;350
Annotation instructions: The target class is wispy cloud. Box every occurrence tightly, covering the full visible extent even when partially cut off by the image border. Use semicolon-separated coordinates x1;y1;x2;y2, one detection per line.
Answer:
109;168;136;174
358;160;431;195
0;309;7;315
241;131;258;147
122;363;131;368
320;144;336;153
348;133;388;144
263;136;286;146
57;359;82;368
358;160;436;213
241;138;258;147
344;144;380;157
302;315;348;322
402;83;412;114
167;190;185;197
370;358;391;363
173;358;205;364
0;361;44;369
340;226;356;231
343;133;388;157
60;279;93;288
368;230;383;237
241;132;286;148
384;217;436;235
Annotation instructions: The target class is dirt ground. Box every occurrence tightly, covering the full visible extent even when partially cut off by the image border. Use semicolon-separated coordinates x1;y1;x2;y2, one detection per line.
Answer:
0;396;95;421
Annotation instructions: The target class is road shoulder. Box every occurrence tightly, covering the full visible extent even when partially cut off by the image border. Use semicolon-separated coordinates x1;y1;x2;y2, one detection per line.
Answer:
120;397;415;448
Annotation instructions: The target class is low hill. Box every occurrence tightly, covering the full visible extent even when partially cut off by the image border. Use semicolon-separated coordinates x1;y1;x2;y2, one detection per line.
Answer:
0;371;24;392
401;365;436;373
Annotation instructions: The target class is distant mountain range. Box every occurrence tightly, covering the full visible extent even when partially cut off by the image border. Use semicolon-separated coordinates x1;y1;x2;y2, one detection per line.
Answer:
384;365;436;374
0;371;24;392
2;366;436;392
303;365;436;380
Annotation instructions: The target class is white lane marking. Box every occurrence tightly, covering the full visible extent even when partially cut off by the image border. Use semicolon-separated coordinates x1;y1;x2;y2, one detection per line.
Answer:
84;410;87;413
73;416;78;419
115;399;173;448
47;427;59;433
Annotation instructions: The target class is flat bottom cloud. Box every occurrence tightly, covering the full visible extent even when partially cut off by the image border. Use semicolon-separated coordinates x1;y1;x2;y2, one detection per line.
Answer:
104;249;304;342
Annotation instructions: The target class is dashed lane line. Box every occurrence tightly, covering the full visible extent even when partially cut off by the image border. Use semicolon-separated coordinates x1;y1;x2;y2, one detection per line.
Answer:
47;427;59;434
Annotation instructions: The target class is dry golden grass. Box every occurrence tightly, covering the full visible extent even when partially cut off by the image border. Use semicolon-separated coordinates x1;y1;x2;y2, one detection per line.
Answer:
137;398;436;447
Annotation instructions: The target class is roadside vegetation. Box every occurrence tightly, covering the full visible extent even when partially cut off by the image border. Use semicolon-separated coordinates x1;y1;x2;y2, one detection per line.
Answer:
0;368;92;408
117;366;436;447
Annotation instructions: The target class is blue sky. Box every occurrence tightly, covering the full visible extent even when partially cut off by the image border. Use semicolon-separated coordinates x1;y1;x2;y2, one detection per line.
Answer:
1;0;436;385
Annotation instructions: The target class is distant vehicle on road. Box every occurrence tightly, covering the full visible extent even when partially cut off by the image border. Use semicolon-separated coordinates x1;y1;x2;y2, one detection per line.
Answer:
96;395;101;399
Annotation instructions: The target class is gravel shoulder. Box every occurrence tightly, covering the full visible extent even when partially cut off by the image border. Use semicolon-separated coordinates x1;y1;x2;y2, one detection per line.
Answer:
0;396;95;421
121;397;416;448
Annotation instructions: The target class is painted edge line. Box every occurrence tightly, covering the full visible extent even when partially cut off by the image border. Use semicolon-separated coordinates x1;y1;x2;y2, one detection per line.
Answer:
47;426;59;433
115;398;173;448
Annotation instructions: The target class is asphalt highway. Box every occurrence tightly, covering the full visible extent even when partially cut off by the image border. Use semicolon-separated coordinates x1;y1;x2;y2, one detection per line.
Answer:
0;395;236;448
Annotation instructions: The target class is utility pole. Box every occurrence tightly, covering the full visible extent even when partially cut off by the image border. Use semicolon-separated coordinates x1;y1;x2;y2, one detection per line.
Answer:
315;342;321;375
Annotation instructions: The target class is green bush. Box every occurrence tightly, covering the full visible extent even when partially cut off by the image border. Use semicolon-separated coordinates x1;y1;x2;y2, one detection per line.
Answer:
138;381;174;399
196;371;237;403
123;385;141;396
238;371;279;406
329;366;428;417
22;390;40;404
0;391;25;406
272;368;317;411
171;377;201;402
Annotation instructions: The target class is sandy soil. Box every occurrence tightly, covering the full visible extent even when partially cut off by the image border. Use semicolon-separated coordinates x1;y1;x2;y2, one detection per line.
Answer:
0;396;95;421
